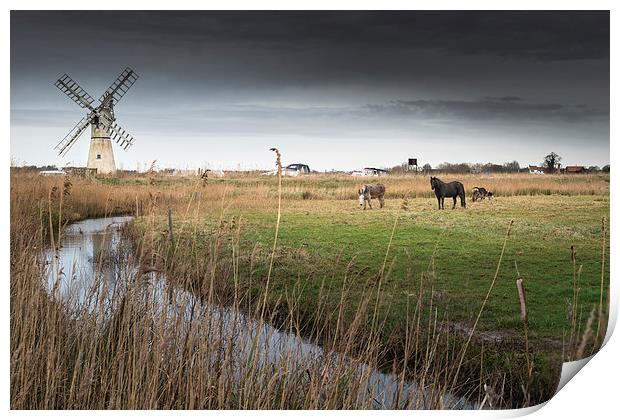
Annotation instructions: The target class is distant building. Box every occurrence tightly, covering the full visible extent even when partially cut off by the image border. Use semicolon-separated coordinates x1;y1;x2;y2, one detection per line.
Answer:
64;166;97;177
363;167;389;176
528;165;546;175
39;170;67;176
565;165;586;174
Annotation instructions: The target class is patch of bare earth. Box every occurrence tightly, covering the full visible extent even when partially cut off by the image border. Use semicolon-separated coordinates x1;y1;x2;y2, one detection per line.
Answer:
442;321;563;353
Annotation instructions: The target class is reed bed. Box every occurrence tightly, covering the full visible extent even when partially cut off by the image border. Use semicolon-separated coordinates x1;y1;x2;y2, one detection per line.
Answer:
219;172;610;200
10;174;471;409
9;171;608;409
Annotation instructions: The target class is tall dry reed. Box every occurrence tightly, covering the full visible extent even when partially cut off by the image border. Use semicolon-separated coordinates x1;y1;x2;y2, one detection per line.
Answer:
11;173;475;409
10;171;603;409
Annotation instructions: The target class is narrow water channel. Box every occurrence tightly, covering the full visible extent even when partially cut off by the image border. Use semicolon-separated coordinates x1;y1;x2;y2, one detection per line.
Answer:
44;216;473;409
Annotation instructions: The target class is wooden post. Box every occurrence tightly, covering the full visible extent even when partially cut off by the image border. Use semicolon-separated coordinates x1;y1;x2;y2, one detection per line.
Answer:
167;208;174;242
516;277;532;402
516;278;528;324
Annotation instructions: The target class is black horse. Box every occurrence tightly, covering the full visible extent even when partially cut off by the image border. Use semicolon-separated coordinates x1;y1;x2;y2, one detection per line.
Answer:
430;176;466;209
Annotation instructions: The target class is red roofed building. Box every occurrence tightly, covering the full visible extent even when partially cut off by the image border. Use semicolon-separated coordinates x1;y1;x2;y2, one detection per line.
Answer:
565;166;586;174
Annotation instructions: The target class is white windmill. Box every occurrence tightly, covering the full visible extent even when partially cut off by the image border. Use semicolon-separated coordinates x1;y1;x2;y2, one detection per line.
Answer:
53;67;139;174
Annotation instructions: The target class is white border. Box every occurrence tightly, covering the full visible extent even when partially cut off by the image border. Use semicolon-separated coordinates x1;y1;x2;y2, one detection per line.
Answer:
3;2;616;419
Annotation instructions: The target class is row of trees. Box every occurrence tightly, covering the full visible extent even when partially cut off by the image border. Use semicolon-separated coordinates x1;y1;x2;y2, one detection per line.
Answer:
390;161;523;174
390;152;609;174
10;165;59;173
436;161;523;174
589;165;610;173
410;162;609;174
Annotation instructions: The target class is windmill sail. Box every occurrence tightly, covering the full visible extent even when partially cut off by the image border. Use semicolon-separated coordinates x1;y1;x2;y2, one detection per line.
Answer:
98;67;139;108
54;74;95;110
106;121;135;150
55;115;92;157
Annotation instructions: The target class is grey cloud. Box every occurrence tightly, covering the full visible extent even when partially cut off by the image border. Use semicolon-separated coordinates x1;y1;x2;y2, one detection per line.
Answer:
483;96;523;102
365;99;608;122
11;11;609;61
15;97;607;139
9;11;609;169
183;99;607;124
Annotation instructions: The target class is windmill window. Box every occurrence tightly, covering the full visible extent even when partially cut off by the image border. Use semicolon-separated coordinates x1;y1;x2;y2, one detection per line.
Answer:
96;154;102;160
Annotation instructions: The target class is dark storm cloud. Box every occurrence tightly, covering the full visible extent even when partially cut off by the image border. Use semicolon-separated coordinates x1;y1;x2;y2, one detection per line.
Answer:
10;10;610;169
365;98;607;122
11;10;609;60
483;96;523;102
129;96;607;136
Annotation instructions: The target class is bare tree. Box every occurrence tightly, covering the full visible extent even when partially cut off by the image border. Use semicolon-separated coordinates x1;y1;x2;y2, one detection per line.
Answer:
543;152;562;171
437;162;472;174
503;161;521;173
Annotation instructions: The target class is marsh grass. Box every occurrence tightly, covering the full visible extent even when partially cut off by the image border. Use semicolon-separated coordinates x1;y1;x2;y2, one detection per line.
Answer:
9;171;609;409
563;217;608;362
48;170;609;200
10;178;471;409
219;172;610;200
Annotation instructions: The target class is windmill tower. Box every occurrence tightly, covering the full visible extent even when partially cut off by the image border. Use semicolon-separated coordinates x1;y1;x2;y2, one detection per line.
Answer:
54;67;139;174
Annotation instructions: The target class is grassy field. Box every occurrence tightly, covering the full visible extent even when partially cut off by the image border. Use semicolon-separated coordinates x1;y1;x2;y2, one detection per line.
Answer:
10;170;610;408
198;195;609;338
132;173;609;341
138;172;608;401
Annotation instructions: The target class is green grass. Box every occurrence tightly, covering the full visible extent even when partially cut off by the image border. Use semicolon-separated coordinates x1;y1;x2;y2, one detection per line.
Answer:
12;173;608;407
164;194;609;347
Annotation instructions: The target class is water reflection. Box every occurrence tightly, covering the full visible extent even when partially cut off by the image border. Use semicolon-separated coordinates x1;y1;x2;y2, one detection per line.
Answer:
46;216;133;309
44;216;472;409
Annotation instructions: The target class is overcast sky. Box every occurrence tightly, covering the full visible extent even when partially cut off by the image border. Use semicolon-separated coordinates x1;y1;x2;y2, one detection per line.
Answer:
10;11;609;171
